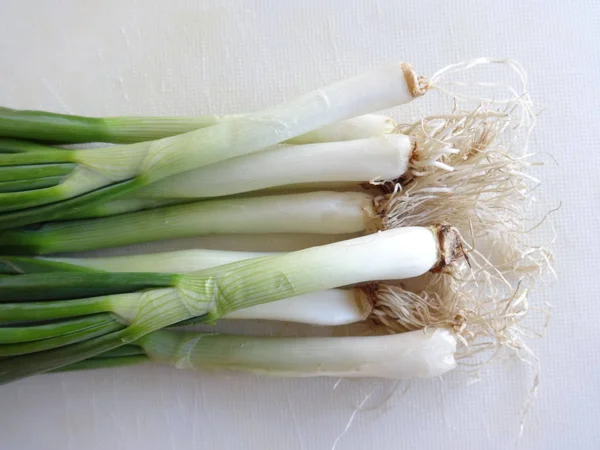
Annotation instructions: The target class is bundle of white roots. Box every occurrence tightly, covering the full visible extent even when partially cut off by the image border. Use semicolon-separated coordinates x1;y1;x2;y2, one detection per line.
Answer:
362;80;551;371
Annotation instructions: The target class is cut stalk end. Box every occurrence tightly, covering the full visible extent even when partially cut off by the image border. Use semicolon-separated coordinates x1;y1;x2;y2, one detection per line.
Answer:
431;224;465;273
401;63;429;97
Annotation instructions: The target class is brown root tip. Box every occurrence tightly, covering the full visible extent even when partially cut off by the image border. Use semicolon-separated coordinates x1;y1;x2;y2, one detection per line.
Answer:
432;224;465;273
401;63;429;97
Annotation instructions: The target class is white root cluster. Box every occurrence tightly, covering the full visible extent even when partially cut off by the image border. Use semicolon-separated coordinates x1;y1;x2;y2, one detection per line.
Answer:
365;72;552;371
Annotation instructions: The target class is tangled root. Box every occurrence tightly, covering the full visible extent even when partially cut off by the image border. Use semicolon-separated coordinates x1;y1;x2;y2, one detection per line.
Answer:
367;61;552;372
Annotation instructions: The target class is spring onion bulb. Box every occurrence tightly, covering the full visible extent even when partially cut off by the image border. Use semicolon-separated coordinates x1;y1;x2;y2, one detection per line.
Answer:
222;289;371;325
0;225;463;383
0;63;426;229
285;114;397;145
0;108;397;145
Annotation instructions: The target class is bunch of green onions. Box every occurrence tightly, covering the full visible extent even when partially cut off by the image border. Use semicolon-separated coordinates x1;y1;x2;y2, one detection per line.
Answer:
0;225;462;382
0;60;542;385
0;63;426;229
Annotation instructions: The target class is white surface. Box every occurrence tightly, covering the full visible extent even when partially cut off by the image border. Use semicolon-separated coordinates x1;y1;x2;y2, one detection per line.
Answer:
0;1;598;449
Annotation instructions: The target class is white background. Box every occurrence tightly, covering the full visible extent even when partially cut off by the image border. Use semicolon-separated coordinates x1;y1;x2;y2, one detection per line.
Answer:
1;1;599;449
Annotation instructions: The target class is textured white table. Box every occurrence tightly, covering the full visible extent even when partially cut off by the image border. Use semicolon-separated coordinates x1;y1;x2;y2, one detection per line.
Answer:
1;1;598;449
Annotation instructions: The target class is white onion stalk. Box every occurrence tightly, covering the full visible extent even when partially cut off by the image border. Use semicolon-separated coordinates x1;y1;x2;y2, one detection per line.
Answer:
138;328;457;379
286;114;397;144
136;134;414;200
224;289;371;325
1;190;458;254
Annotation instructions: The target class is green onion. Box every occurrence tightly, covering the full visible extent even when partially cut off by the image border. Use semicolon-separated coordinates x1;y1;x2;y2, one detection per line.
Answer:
57;328;457;380
0;107;396;145
0;191;373;254
0;252;371;327
0;225;461;383
0;63;426;229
